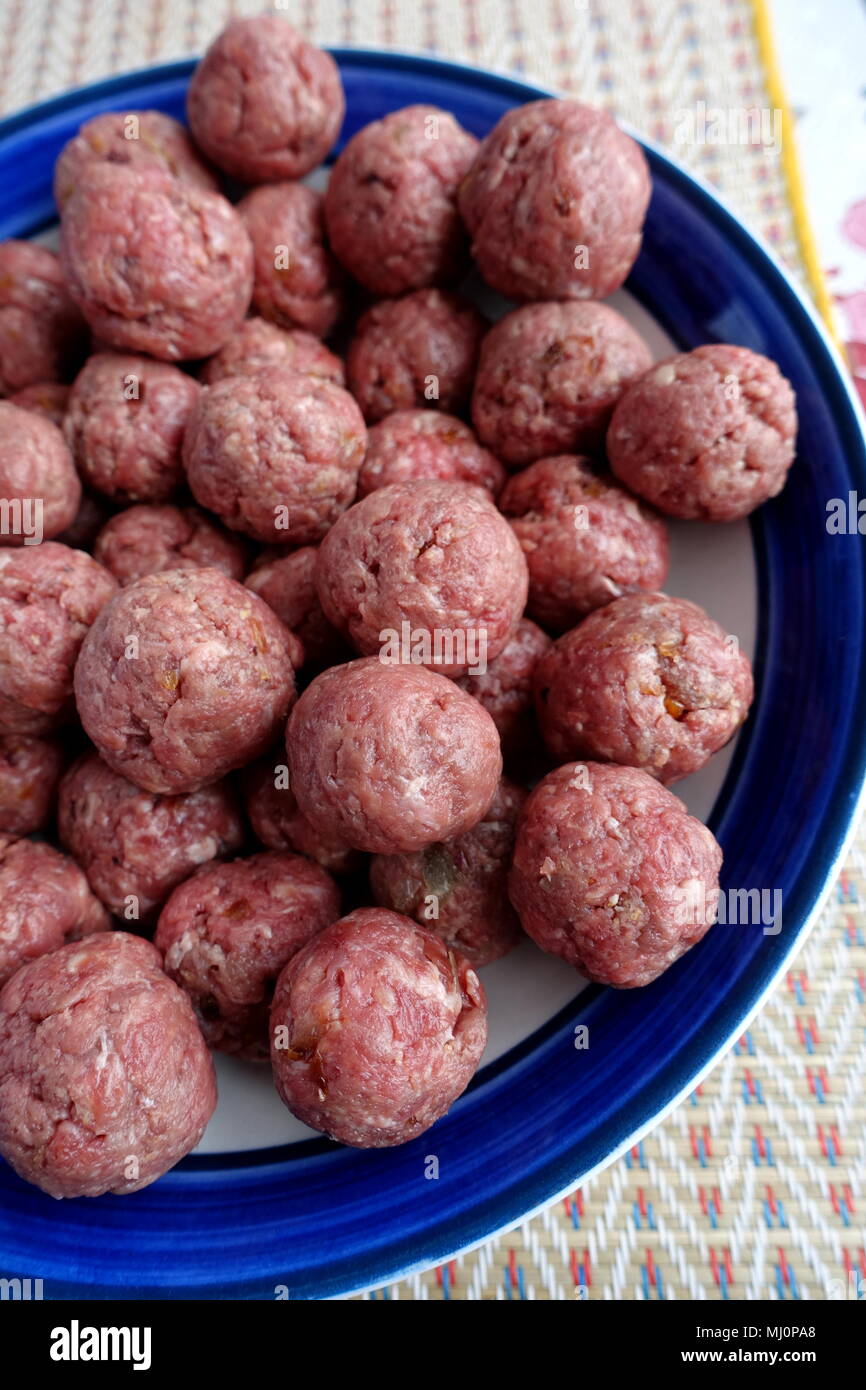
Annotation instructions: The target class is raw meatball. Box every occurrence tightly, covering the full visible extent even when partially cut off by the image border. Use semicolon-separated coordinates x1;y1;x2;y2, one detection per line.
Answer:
0;402;81;544
240;753;359;876
58;749;244;921
186;16;344;182
534;592;754;783
0;836;109;988
607;346;798;521
459;99;650;301
347;289;485;422
239;183;346;338
471;302;653;465
316;481;528;677
0;733;65;835
0;933;217;1198
270;908;487;1146
94;504;247;587
0;240;86;396
508;762;722;986
0;543;117;735
370;778;525;966
156;850;340;1059
54;110;219;209
9;381;69;427
244;547;346;670
64;352;200;503
200;318;345;387
455;617;552;763
74;568;299;794
184;370;365;546
60;164;253;361
286;658;502;853
499;455;669;631
358;410;505;498
324;105;477;295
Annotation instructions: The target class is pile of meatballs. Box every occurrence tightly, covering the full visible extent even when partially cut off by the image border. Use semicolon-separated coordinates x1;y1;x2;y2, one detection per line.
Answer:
0;15;797;1200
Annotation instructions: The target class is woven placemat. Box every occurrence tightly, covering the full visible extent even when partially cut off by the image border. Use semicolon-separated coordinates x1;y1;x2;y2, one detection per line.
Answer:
1;0;863;1300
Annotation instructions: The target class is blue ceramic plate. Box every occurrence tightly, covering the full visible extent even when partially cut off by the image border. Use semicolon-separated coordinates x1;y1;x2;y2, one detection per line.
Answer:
1;52;865;1301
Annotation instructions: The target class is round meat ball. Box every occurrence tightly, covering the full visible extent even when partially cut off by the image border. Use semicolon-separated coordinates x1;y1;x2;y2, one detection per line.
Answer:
347;289;485;423
455;617;552;765
240;753;360;876
0;933;217;1198
9;381;69;427
239;183;346;338
0;836;109;988
199;318;345;387
0;733;65;835
0;402;81;544
324;105;478;295
58;749;244;921
286;658;502;854
358;410;505;498
156;850;341;1060
186;16;344;183
53;109;219;209
244;547;346;671
533;592;754;783
74;568;299;794
370;778;525;967
509;762;722;986
0;543;117;735
94;504;247;587
270;907;487;1147
0;240;86;396
184;370;366;546
316;481;528;677
60;164;253;361
64;352;200;503
499;455;669;631
607;345;798;521
471;302;653;466
459;99;650;302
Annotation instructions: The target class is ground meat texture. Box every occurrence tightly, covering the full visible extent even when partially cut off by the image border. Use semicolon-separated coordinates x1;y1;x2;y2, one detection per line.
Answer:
324;105;478;296
94;504;247;587
239;183;346;338
186;16;344;183
244;547;346;671
270;907;487;1147
0;241;86;397
59;164;253;362
155;850;340;1060
509;762;722;987
9;382;69;427
240;754;359;875
0;932;216;1198
471;302;653;466
0;543;117;735
184;370;365;546
534;592;754;783
455;617;552;763
286;658;502;853
607;346;798;521
73;567;299;794
53;110;219;209
499;455;669;632
358;410;505;498
199;318;345;387
458;99;650;302
347;290;485;423
64;352;200;503
316;481;528;677
0;836;110;989
0;403;81;544
370;778;525;967
0;733;65;835
58;749;244;921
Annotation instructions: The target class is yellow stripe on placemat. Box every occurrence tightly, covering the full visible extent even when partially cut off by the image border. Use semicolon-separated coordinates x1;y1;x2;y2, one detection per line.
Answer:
750;0;844;353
